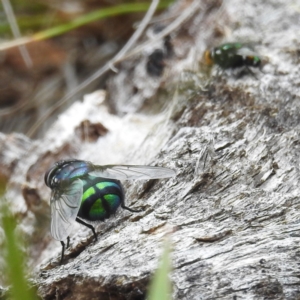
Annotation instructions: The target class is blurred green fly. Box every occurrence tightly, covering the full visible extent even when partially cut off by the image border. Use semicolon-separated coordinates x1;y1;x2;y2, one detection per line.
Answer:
44;159;175;262
204;42;261;69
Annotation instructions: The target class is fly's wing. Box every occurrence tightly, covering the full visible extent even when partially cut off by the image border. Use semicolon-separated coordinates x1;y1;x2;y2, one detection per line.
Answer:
236;46;255;56
50;179;83;241
89;165;176;180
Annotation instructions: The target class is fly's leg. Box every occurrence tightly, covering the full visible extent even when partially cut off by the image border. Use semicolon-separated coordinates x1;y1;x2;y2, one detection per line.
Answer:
246;66;258;79
121;203;142;213
60;236;70;263
76;217;97;241
119;183;142;213
60;240;65;263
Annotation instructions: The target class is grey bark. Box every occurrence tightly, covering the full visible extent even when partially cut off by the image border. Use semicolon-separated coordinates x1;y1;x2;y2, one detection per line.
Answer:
1;0;300;299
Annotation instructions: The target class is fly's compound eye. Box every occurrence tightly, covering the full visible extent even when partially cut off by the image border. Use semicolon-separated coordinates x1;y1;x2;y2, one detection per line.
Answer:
45;165;61;188
44;167;55;187
51;177;59;187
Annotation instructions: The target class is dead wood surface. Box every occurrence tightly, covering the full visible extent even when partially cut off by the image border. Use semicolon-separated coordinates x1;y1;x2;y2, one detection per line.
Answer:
1;0;300;299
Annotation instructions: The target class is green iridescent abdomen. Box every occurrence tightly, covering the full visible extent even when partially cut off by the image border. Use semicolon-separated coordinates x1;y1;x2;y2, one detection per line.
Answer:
77;175;124;222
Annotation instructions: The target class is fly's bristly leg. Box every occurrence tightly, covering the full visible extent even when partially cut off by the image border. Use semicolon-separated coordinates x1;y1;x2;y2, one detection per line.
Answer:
121;204;142;213
60;241;65;263
76;217;97;240
245;66;258;79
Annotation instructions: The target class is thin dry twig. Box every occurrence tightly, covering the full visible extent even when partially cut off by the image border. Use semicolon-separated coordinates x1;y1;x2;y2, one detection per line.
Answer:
111;0;160;68
1;0;32;68
27;0;202;138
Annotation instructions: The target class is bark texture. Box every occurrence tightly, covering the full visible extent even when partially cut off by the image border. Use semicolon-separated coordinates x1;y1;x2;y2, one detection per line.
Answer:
1;0;300;299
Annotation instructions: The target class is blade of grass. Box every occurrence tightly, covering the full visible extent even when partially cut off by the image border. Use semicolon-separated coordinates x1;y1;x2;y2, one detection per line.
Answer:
1;203;36;300
0;1;174;51
147;238;172;300
34;1;173;40
0;177;6;197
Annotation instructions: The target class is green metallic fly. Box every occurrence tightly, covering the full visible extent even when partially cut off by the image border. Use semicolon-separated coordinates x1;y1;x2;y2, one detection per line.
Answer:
44;159;175;262
204;42;261;69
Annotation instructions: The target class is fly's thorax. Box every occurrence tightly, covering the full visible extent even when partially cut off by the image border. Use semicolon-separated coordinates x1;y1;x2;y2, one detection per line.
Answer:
212;45;240;68
45;159;94;189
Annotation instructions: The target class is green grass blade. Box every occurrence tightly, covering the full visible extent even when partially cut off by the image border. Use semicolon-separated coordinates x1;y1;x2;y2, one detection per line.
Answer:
0;177;6;197
147;238;172;300
1;202;36;300
33;1;174;40
0;1;175;51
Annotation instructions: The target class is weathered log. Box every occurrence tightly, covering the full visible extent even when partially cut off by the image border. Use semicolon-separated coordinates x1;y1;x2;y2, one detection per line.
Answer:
1;0;300;299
